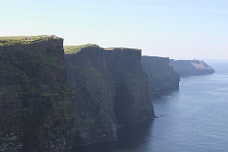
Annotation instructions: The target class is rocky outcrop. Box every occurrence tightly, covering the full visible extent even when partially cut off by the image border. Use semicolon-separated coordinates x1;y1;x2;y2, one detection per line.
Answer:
65;45;154;147
169;59;215;77
141;56;180;97
0;37;74;152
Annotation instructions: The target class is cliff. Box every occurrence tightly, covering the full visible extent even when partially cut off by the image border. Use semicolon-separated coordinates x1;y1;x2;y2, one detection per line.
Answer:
65;44;154;147
169;59;215;77
0;36;74;152
141;56;180;97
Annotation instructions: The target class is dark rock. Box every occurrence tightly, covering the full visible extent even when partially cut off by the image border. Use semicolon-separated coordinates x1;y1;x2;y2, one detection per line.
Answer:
65;45;154;146
142;56;180;97
0;37;74;152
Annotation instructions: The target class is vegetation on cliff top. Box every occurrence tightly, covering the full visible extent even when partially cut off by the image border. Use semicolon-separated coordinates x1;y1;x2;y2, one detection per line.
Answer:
64;44;141;54
104;47;141;51
0;35;62;46
64;44;99;54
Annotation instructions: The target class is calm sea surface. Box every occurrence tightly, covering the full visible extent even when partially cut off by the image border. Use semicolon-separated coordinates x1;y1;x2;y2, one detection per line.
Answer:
77;60;228;152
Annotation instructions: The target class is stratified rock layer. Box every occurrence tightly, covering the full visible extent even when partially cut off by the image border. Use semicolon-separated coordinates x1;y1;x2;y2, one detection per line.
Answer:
65;45;154;146
142;56;180;97
169;59;215;76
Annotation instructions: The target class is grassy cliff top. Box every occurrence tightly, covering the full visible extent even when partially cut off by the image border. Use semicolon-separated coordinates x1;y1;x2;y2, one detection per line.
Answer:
64;44;140;54
105;47;141;51
0;35;62;46
64;44;100;54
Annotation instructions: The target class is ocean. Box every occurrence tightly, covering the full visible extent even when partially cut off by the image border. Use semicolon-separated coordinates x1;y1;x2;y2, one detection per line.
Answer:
76;60;228;152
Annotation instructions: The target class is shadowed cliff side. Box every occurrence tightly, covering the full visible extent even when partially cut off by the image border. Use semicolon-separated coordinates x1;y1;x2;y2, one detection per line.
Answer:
141;56;180;97
169;59;215;77
65;44;154;147
0;36;74;152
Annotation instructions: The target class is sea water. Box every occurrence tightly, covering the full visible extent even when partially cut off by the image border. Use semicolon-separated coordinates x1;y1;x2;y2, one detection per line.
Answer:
76;60;228;152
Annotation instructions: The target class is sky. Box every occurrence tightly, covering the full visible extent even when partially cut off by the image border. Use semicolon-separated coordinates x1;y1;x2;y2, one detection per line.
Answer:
0;0;228;59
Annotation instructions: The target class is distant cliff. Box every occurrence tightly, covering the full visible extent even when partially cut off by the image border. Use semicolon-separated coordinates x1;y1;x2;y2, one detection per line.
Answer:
142;56;180;97
169;59;215;76
65;44;154;146
0;36;74;152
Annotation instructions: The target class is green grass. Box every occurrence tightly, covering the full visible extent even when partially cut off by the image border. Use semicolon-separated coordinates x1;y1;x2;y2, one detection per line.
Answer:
1;36;41;40
0;35;61;46
105;47;141;51
64;44;99;54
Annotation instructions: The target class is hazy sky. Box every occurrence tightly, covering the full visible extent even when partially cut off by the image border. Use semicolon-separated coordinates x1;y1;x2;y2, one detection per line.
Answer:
1;0;228;59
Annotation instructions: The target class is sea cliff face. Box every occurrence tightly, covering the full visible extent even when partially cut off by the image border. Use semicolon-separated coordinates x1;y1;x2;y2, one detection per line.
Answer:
0;37;74;152
65;45;154;146
169;59;215;77
141;56;180;97
0;37;189;151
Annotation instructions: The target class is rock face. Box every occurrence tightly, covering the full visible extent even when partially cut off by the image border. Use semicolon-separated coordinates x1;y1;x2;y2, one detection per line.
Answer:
0;37;74;152
169;59;215;77
141;56;180;97
65;45;154;146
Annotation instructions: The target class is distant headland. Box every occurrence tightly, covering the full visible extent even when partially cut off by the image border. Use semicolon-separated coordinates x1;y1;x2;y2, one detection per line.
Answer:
170;59;215;77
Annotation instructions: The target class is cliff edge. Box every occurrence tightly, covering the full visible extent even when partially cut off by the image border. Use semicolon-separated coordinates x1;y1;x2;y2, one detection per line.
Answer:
0;36;74;152
142;56;180;97
65;44;154;147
